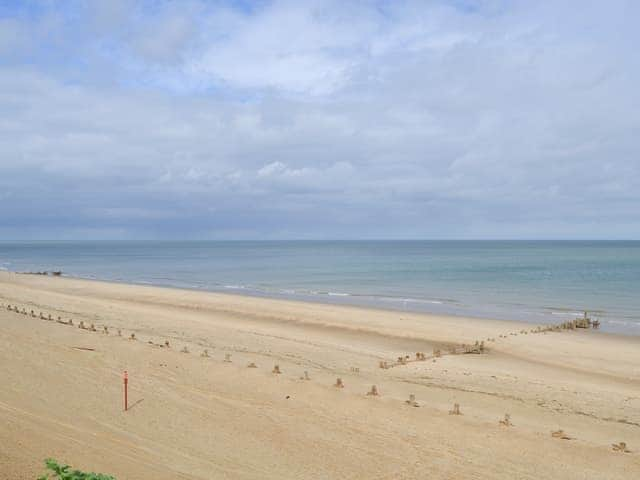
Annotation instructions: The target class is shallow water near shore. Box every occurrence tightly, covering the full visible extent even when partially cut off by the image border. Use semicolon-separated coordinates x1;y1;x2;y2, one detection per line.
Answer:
1;240;639;334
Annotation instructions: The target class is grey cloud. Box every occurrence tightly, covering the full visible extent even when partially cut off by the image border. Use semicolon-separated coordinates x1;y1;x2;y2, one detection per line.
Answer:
0;1;638;239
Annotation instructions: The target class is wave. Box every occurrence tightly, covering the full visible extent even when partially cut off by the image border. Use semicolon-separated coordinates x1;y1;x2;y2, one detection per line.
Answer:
549;311;584;317
209;283;455;309
363;295;447;306
604;319;640;329
291;289;451;305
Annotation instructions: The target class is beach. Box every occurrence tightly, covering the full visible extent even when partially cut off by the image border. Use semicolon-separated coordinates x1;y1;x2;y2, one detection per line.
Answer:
0;270;638;479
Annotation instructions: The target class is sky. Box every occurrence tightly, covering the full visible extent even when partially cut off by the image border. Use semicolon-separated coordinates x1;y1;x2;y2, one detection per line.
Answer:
0;0;638;240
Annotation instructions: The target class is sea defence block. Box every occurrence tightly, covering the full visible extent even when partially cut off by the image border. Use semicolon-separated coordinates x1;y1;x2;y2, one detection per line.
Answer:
405;394;419;407
499;414;512;426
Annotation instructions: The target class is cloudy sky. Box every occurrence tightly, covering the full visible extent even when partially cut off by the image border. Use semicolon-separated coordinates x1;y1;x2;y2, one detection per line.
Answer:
0;0;638;239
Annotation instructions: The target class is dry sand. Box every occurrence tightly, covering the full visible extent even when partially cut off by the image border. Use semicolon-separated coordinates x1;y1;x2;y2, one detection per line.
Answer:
0;271;638;479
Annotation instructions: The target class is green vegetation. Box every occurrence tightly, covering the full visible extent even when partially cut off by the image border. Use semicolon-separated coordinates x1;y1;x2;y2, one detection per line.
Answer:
37;458;115;480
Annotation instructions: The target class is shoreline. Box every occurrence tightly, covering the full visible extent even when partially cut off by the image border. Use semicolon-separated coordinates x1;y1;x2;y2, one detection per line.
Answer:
4;268;635;337
0;270;531;343
1;270;625;340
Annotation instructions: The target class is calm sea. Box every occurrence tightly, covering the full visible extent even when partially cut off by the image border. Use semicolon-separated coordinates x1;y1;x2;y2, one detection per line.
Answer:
1;241;638;334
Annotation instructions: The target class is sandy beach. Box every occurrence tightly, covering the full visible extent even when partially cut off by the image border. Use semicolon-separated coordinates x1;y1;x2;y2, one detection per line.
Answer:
0;270;638;479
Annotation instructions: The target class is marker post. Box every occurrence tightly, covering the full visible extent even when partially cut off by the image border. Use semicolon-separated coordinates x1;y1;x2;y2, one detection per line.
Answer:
123;370;128;411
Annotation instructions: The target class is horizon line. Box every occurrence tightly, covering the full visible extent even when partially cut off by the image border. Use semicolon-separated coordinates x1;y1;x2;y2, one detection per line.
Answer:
1;239;639;243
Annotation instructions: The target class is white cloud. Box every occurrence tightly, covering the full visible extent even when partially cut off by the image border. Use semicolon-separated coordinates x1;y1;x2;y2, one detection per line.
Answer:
258;161;287;177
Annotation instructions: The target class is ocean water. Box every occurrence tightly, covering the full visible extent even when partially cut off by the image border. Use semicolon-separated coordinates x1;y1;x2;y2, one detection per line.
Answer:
0;241;639;334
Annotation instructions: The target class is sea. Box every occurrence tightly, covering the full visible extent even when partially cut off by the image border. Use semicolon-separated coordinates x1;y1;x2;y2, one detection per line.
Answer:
0;240;638;335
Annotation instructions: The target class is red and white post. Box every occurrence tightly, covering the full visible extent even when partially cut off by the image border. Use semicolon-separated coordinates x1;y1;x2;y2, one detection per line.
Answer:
123;370;128;411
